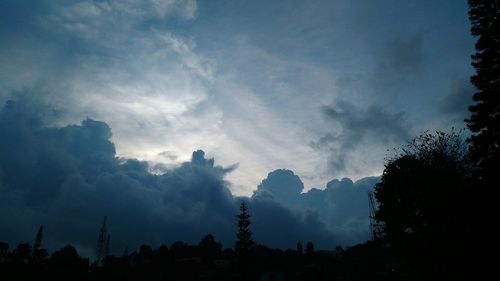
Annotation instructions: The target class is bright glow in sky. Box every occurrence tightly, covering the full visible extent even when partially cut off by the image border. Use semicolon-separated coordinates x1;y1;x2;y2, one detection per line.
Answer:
0;0;474;195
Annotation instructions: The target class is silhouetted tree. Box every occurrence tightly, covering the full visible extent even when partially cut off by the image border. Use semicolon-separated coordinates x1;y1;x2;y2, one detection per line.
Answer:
334;246;344;256
50;245;88;279
137;244;153;264
32;226;43;252
30;226;48;264
305;242;314;256
466;0;500;176
296;242;303;255
0;234;387;281
235;202;254;253
374;131;470;279
50;245;83;263
12;243;31;264
466;2;500;279
32;248;48;265
0;243;8;261
198;234;222;259
156;244;169;260
122;246;128;257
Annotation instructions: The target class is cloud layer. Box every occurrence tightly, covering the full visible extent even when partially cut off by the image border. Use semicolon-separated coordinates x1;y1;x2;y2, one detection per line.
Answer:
253;169;379;245
0;0;475;194
0;101;376;256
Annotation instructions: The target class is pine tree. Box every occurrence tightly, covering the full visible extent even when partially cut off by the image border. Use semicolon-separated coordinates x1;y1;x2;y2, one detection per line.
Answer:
466;2;500;278
296;242;303;254
466;0;500;178
306;241;314;256
235;202;253;253
32;225;48;263
33;226;43;251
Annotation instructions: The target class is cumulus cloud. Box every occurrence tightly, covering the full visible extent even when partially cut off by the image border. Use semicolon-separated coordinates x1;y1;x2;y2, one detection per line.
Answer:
0;101;360;255
0;0;216;168
252;169;380;245
0;0;474;194
0;101;229;255
252;169;304;205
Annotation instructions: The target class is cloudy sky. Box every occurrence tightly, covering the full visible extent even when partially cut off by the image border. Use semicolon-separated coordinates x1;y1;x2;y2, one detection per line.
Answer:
0;0;475;254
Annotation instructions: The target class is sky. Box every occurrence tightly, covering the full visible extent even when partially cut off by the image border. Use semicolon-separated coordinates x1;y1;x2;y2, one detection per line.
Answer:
0;0;475;255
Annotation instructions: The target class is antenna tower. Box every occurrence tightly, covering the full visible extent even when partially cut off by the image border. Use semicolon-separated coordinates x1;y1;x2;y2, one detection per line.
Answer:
104;234;111;258
95;216;108;264
368;192;383;240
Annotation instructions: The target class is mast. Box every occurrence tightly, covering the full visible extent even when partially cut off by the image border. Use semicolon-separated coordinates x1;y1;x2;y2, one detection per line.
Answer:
95;216;107;264
368;192;382;240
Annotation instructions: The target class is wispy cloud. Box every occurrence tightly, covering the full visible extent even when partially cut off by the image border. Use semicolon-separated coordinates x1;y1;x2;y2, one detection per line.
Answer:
312;99;410;176
0;0;474;193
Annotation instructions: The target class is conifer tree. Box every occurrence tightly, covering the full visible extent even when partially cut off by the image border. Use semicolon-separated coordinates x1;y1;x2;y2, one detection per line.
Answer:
33;226;43;252
466;0;500;178
466;2;500;278
235;202;253;253
296;242;303;254
306;242;314;256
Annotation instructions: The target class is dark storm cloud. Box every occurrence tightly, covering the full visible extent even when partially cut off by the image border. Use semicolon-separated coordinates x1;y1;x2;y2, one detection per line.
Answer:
0;100;360;254
250;199;336;249
368;32;428;102
252;169;380;246
0;100;236;254
378;32;427;79
0;101;233;253
322;100;409;142
314;100;410;173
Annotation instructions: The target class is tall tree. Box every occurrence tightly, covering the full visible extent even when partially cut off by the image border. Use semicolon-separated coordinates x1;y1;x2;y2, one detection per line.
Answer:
296;242;303;255
305;242;314;256
32;225;48;263
235;202;253;253
466;0;500;179
33;226;43;252
467;2;500;279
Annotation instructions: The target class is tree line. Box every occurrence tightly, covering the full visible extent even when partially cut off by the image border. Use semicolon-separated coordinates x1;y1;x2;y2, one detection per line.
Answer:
0;203;395;281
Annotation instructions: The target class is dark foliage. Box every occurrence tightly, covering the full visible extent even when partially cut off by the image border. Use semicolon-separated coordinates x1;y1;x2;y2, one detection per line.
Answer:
0;206;400;280
0;237;403;281
467;0;500;175
466;2;500;280
374;131;476;280
33;226;43;253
